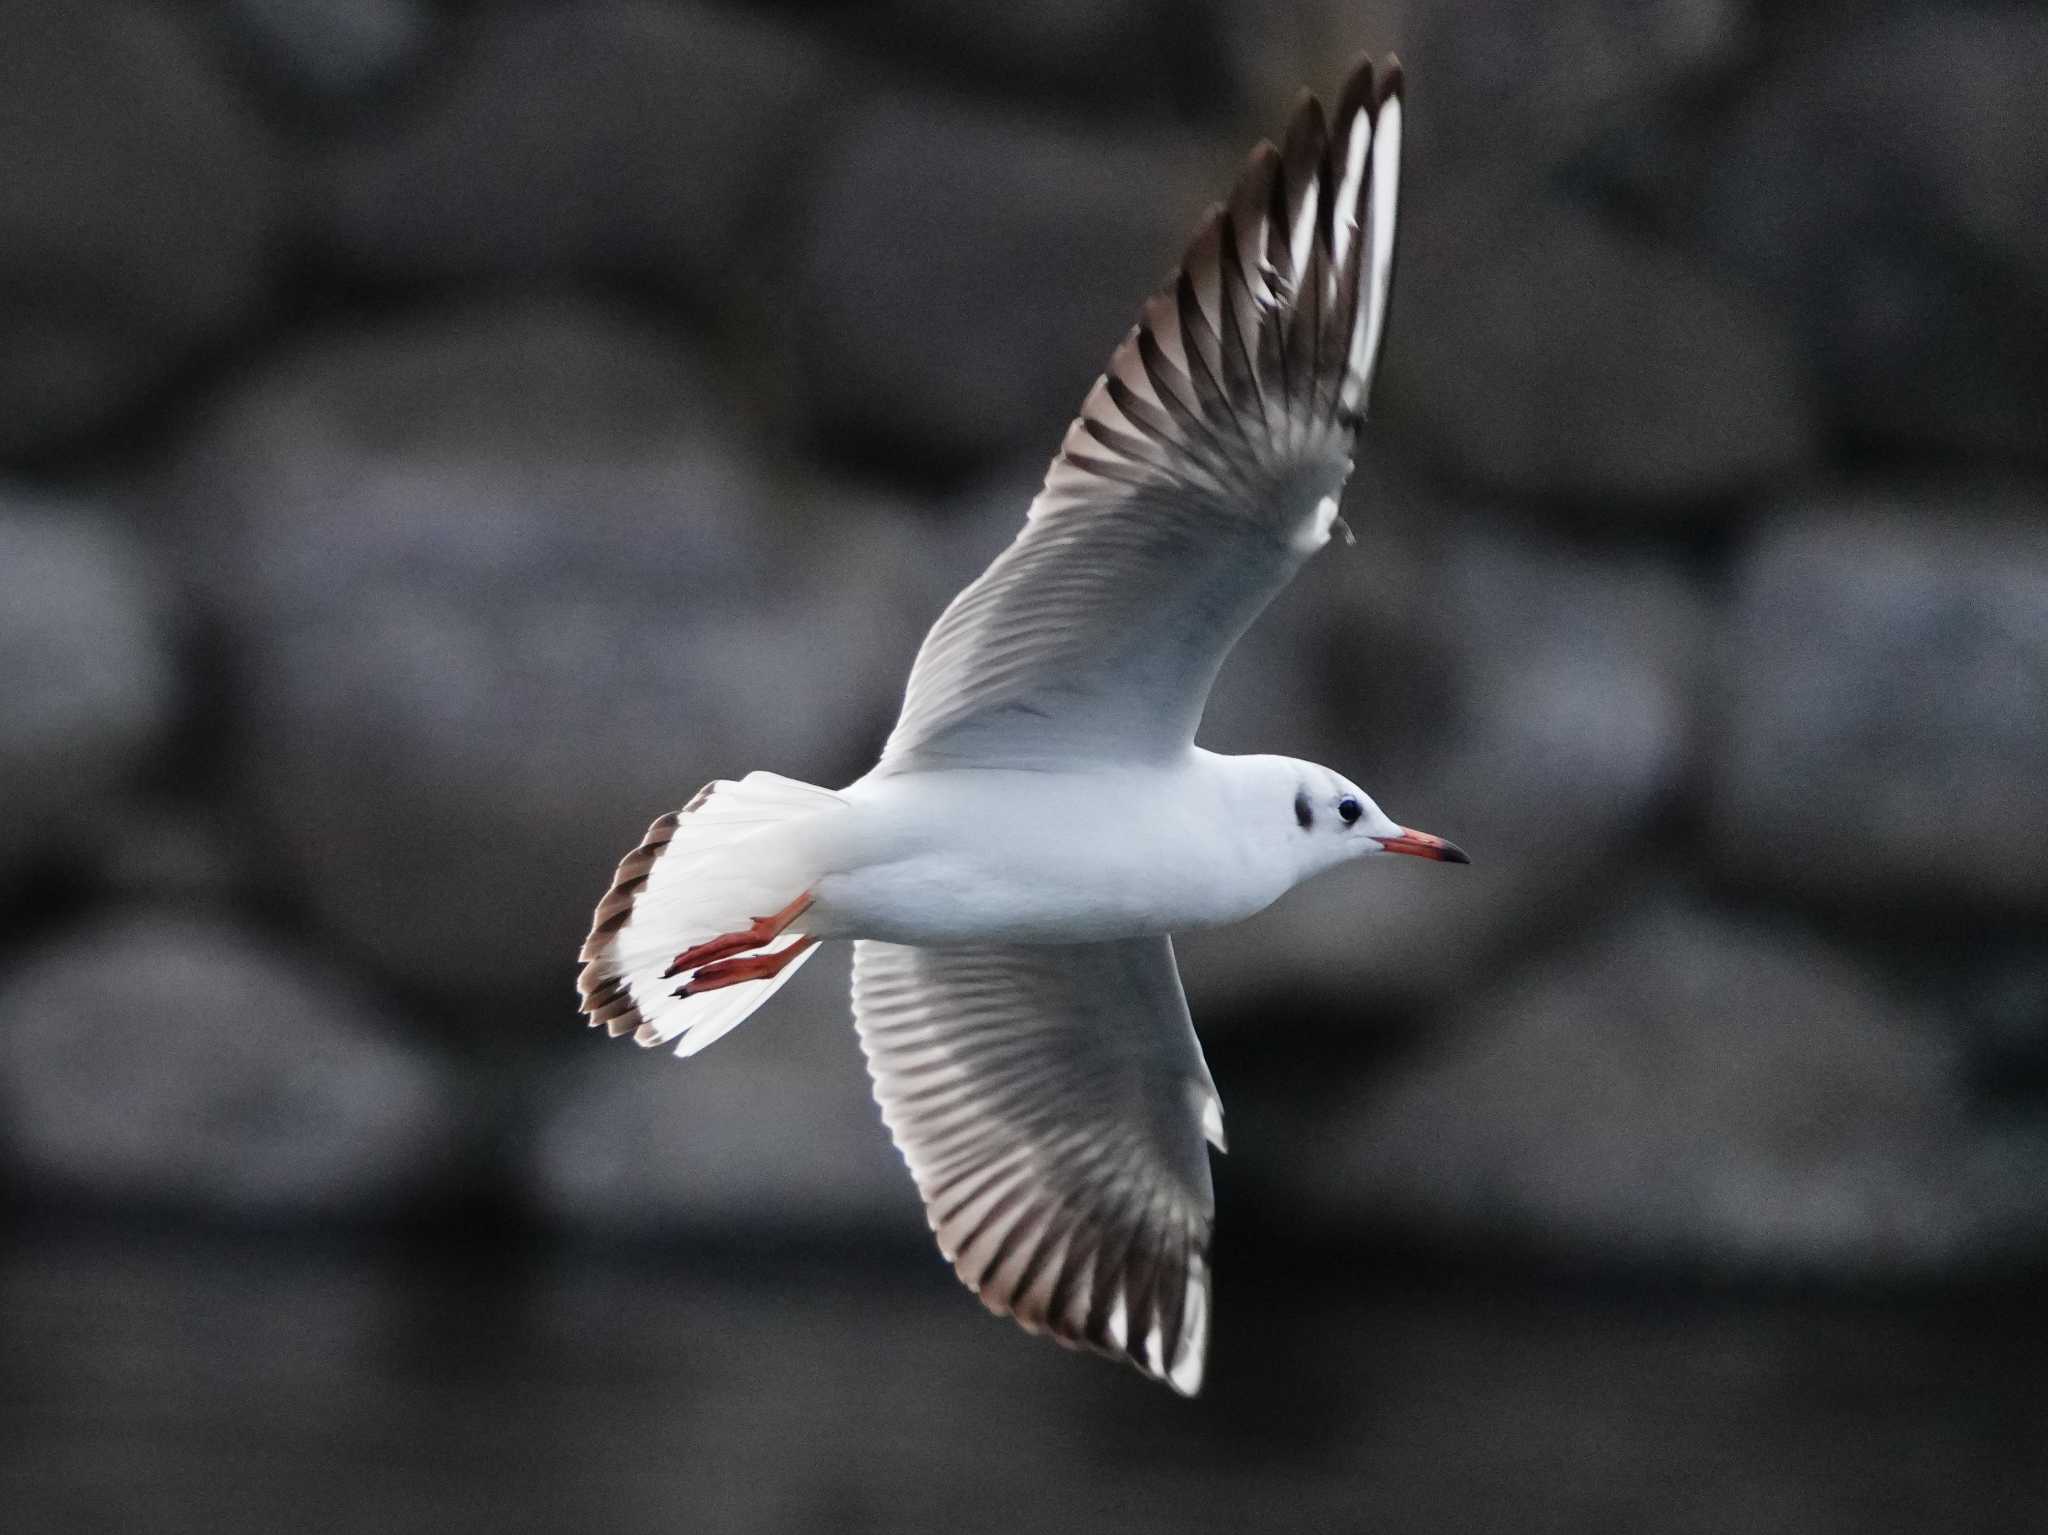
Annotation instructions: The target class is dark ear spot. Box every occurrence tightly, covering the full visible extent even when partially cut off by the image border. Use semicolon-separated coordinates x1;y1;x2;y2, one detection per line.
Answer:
1294;790;1314;830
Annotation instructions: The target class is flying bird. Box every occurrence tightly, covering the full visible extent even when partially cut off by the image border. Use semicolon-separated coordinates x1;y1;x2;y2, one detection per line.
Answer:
577;54;1463;1396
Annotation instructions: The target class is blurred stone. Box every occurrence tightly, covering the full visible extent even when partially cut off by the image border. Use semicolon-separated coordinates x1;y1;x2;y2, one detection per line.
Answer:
861;0;1187;110
1712;492;2048;915
1958;943;2048;1092
317;3;829;301
93;796;261;905
1382;187;1816;512
5;1229;2043;1535
1402;0;1746;171
1300;894;2048;1273
1214;0;1412;134
220;0;433;102
1181;460;1708;1016
0;500;177;880
1699;12;2048;464
794;97;1221;473
1217;0;1745;177
531;946;924;1237
0;1;280;460
0;911;458;1218
166;295;934;1020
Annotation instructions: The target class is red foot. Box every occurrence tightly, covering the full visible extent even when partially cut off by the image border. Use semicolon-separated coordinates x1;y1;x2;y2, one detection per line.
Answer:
661;892;814;980
673;937;817;998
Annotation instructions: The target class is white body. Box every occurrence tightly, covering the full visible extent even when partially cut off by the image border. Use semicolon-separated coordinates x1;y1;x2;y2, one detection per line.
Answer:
803;752;1394;944
814;762;1272;943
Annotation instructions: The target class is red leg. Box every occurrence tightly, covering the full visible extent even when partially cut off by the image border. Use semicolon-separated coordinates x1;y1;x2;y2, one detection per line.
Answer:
661;892;813;979
673;937;817;998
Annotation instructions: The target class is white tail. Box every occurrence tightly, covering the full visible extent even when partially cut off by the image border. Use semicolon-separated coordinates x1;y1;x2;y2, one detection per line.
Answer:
577;772;843;1057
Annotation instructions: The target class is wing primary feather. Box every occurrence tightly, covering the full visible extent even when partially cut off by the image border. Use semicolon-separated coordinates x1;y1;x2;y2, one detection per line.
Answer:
1102;374;1227;486
1047;1225;1103;1340
1333;52;1379;131
1122;332;1241;487
1133;323;1240;491
1225;143;1281;318
1077;413;1176;474
1147;1229;1188;1378
1175;211;1229;383
1328;54;1379;273
1214;209;1278;448
1062;447;1169;492
955;1181;1039;1289
1279;91;1328;285
1319;90;1373;416
1007;1201;1086;1325
1081;1215;1146;1353
1284;234;1325;456
1278;98;1331;459
1345;76;1402;418
1173;266;1254;455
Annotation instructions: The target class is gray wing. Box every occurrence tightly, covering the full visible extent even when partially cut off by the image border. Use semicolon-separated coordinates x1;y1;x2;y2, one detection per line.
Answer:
852;937;1225;1395
880;57;1404;772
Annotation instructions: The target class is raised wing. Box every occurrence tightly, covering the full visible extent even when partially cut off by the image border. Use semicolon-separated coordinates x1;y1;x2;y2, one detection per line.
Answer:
881;56;1404;772
852;937;1225;1394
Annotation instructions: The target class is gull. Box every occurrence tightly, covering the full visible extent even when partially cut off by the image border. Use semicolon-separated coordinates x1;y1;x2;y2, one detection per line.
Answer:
577;53;1463;1396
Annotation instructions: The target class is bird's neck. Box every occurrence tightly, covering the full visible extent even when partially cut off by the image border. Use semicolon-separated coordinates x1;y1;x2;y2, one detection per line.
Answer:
1196;751;1325;895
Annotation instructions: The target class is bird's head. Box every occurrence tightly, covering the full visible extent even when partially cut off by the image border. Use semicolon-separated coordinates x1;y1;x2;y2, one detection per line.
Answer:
1246;754;1469;884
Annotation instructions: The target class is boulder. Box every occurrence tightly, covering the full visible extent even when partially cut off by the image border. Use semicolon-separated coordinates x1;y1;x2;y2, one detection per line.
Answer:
1382;185;1816;514
1301;893;2048;1273
0;911;459;1218
1400;0;1749;172
1712;491;2048;916
850;0;1191;111
1698;12;2048;464
793;95;1222;473
0;500;177;881
218;0;434;104
1216;0;1748;177
1213;0;1416;137
1957;941;2048;1093
0;1;280;460
315;3;830;303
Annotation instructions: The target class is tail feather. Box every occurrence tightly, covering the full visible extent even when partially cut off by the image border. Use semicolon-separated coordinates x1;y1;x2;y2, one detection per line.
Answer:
577;772;841;1056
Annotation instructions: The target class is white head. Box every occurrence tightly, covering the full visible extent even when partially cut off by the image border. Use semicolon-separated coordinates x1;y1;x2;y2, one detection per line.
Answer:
1228;753;1468;888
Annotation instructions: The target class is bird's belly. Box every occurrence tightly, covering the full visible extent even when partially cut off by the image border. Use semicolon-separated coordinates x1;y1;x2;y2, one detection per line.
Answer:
809;762;1289;945
811;842;1265;946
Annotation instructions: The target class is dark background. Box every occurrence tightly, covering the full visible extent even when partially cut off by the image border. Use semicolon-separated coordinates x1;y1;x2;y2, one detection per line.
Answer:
3;1;2046;1530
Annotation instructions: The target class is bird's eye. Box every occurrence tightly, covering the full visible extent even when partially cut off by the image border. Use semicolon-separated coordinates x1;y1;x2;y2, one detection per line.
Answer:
1338;796;1362;825
1294;791;1314;830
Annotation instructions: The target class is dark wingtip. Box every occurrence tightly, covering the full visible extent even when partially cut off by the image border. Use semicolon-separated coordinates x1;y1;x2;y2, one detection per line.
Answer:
1333;53;1376;125
1378;54;1405;107
1281;86;1329;163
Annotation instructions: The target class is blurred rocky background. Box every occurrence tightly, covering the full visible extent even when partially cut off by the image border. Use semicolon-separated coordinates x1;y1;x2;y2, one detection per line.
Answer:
2;1;2045;1531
